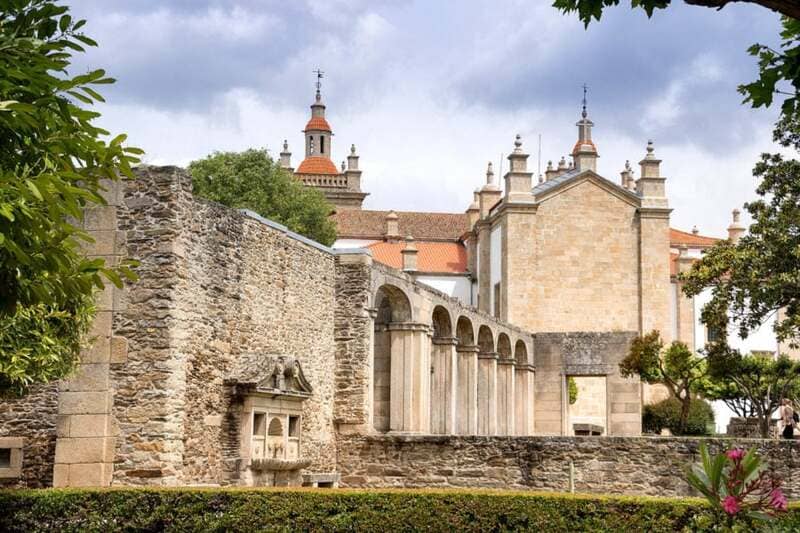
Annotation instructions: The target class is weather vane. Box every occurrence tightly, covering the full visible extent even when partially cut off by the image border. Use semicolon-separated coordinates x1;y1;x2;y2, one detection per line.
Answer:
313;68;325;94
582;83;588;118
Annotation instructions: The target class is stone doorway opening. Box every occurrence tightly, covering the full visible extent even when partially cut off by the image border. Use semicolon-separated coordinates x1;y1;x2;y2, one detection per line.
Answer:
565;375;607;436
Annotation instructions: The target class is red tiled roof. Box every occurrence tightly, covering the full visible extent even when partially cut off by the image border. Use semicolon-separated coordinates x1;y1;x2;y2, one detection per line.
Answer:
670;228;719;247
368;241;468;273
333;210;470;241
304;116;332;132
296;156;339;175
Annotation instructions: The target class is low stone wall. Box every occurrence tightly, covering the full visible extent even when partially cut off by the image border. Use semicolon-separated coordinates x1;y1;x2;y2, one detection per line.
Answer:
337;434;800;498
727;417;778;439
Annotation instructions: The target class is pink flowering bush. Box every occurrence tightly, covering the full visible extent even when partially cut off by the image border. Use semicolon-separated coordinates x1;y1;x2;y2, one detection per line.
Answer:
687;443;787;528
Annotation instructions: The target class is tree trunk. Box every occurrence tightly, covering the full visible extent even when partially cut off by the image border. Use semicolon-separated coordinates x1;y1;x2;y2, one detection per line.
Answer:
679;396;692;434
759;415;770;439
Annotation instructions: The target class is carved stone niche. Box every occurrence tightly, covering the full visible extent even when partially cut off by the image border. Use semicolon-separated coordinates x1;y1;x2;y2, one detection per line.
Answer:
226;354;313;487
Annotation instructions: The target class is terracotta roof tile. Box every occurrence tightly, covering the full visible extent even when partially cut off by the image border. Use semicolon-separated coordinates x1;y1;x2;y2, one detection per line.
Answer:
304;116;332;132
296;156;339;175
670;228;719;247
368;241;468;273
333;210;470;241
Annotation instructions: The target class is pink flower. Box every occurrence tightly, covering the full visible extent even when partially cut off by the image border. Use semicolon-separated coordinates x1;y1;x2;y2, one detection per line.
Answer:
770;489;788;512
722;495;741;515
726;448;746;461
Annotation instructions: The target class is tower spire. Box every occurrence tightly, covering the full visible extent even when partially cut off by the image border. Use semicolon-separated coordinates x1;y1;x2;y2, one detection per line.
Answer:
572;83;598;172
582;83;588;119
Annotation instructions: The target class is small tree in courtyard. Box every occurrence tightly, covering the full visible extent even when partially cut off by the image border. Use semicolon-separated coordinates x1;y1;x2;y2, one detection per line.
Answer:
703;344;800;438
189;149;337;246
619;330;709;434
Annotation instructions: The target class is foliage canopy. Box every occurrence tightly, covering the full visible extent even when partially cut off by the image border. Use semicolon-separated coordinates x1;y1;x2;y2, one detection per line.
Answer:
681;116;800;346
189;149;337;247
0;0;139;395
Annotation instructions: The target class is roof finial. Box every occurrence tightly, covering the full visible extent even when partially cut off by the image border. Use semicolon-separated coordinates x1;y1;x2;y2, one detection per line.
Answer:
513;134;523;153
350;143;356;155
582;83;588;119
313;68;324;101
486;161;495;184
646;139;655;158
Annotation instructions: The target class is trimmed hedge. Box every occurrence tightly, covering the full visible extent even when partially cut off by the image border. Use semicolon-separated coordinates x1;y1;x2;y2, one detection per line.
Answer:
1;488;799;532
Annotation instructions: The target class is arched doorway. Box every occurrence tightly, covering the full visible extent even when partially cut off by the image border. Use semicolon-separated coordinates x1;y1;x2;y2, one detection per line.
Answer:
455;316;477;434
372;285;412;433
496;333;513;435
430;306;455;434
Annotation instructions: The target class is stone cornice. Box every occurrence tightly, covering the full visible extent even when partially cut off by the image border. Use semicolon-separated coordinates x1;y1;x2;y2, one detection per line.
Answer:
489;199;538;222
638;207;672;219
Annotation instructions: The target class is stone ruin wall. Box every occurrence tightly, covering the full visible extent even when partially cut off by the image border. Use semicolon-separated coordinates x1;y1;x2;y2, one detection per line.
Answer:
111;166;338;485
0;166;338;488
0;384;58;488
337;434;800;498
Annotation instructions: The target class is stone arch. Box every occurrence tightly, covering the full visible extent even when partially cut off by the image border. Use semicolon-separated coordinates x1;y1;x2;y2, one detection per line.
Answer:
514;340;528;365
477;325;494;353
431;306;453;339
456;316;474;347
374;284;412;325
268;417;283;436
373;284;413;433
497;333;512;358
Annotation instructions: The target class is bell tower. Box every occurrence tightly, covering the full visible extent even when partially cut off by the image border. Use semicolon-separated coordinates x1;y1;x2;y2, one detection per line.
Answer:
293;70;368;211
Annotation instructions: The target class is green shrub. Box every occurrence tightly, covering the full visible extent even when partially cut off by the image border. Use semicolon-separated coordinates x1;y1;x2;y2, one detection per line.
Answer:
1;488;798;532
643;397;715;436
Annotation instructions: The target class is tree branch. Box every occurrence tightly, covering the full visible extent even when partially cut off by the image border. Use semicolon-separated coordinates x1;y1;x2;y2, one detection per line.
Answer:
684;0;800;19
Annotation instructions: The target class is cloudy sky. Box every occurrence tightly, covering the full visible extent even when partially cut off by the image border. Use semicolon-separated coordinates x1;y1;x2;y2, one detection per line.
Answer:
68;0;782;236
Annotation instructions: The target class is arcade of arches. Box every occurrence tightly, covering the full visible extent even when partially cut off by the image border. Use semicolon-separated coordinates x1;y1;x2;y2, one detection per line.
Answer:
371;283;534;436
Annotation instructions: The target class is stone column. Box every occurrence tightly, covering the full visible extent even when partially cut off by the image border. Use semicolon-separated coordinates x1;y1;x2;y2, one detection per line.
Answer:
53;181;125;487
389;323;431;433
513;364;535;435
477;352;498;435
496;358;515;435
430;337;458;434
456;345;478;434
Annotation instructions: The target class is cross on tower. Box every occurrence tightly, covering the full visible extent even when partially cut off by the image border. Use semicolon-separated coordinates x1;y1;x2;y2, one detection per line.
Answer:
582;83;588;119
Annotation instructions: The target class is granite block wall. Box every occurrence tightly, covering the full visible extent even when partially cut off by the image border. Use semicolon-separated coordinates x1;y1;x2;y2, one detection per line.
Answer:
337;434;800;498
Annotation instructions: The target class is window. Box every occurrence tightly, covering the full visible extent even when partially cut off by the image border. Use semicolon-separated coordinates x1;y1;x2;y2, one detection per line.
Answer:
253;413;266;436
493;282;501;318
707;326;722;343
288;416;300;437
0;437;22;479
319;135;325;154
